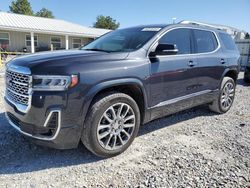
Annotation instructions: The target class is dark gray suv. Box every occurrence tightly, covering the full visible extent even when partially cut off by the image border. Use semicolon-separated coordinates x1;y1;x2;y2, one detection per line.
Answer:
4;24;240;157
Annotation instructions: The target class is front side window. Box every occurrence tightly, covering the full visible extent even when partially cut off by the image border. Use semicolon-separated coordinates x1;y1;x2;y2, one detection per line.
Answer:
72;38;82;48
82;27;160;52
26;35;38;47
0;32;10;48
193;30;218;53
51;37;61;48
159;28;192;54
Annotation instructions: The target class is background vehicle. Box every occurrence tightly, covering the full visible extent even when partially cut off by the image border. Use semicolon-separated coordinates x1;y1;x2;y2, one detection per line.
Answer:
244;62;250;82
4;24;240;157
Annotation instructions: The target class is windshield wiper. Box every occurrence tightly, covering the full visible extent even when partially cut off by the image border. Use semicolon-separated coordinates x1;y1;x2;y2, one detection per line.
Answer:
83;48;111;53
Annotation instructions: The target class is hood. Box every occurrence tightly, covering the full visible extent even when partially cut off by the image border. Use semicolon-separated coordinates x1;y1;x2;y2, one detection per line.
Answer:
8;49;129;74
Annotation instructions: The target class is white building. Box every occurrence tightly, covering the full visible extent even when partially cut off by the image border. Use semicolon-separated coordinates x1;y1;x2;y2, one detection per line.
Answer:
0;12;110;53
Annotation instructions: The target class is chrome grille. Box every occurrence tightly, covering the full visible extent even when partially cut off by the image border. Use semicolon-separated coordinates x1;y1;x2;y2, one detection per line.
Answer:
6;70;30;83
6;69;30;106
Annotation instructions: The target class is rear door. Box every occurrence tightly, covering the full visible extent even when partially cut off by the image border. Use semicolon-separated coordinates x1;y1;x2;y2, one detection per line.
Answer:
191;29;226;91
218;32;240;69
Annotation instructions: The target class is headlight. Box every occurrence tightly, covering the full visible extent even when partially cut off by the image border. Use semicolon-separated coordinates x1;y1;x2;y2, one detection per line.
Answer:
32;75;78;91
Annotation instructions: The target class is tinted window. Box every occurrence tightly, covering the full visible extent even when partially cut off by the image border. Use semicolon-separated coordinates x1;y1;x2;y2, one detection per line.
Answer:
159;28;191;54
193;30;217;53
219;33;237;51
82;28;160;52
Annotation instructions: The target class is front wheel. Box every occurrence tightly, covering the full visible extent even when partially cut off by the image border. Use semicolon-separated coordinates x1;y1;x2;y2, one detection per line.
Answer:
209;77;236;114
82;92;140;158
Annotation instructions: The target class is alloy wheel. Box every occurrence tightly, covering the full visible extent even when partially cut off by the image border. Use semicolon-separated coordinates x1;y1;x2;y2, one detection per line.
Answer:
221;82;235;111
97;102;136;151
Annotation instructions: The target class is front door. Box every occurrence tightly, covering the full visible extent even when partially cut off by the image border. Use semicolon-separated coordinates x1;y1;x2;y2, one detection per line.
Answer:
149;28;200;109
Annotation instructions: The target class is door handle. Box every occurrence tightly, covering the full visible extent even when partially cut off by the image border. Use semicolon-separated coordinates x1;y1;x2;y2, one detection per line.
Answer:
221;59;226;64
188;61;197;67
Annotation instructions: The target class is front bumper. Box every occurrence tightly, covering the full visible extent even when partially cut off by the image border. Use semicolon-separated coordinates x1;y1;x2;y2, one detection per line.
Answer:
4;96;82;149
5;108;62;141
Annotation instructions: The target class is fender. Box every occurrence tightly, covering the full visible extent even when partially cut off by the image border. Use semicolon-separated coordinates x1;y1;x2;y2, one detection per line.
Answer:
219;67;239;88
80;78;149;123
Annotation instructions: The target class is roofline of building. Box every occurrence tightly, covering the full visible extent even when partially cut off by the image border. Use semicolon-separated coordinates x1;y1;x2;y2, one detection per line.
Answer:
0;25;102;38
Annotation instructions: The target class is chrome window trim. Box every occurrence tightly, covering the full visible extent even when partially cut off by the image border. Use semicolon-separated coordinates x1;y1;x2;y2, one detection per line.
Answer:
5;110;62;141
147;26;221;58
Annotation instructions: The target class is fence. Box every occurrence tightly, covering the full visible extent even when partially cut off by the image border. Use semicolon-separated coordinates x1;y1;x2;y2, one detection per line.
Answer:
0;51;27;66
235;39;250;68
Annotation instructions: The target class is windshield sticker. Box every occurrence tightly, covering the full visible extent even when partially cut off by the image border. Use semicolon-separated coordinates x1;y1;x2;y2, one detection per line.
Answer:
142;28;162;32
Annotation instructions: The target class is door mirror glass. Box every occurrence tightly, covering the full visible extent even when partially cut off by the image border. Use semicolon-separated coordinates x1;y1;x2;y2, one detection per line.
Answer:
150;43;179;56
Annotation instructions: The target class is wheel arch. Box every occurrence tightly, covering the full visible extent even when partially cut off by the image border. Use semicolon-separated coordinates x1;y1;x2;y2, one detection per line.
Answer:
220;68;238;86
81;78;148;124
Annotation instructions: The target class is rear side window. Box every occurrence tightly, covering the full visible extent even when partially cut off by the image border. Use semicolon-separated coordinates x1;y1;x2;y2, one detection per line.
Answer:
193;30;218;53
159;28;191;54
219;33;237;51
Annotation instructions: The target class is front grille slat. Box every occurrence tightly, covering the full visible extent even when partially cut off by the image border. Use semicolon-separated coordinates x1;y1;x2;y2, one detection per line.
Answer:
7;88;29;98
6;69;31;106
8;82;29;95
12;80;29;86
6;90;29;105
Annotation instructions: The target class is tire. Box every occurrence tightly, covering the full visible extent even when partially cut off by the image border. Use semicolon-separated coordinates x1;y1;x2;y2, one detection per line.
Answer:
82;92;141;158
209;77;236;114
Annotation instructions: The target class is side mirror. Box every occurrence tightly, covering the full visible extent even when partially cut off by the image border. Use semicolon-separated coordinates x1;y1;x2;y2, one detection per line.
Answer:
150;43;178;56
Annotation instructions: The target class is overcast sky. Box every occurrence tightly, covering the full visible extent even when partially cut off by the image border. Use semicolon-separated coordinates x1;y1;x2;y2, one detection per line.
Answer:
1;0;250;32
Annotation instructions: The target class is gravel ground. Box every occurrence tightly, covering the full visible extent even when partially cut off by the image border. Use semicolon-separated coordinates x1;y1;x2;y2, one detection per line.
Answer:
0;65;5;75
0;73;249;188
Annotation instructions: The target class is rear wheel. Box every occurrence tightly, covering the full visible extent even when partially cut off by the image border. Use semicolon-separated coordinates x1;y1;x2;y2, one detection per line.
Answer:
209;77;235;113
82;92;140;157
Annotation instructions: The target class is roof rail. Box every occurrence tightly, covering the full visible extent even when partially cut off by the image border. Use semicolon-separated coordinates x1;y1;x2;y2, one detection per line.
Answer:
179;20;222;31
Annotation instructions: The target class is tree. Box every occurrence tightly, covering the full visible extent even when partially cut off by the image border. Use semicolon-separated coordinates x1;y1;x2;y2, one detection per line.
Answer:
9;0;33;15
245;32;250;39
36;8;54;18
93;15;120;30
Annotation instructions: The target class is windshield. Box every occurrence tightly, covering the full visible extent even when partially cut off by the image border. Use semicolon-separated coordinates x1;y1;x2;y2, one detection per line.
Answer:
81;28;160;53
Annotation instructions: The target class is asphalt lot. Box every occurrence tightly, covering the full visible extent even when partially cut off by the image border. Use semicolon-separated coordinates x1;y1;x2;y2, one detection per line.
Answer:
0;73;249;187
